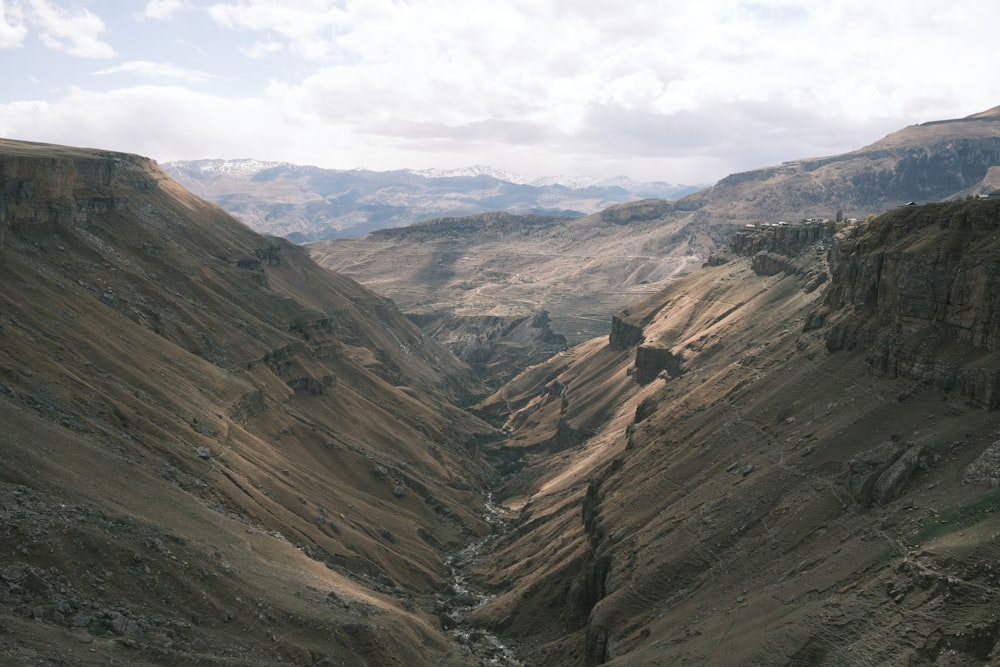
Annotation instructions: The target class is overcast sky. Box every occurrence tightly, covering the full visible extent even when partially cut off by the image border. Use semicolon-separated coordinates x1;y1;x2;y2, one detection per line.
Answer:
1;0;998;184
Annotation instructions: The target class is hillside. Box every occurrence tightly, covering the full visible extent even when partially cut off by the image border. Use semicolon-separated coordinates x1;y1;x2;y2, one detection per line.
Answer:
163;160;698;242
462;198;1000;665
6;127;1000;666
681;104;1000;221
309;108;1000;378
0;139;507;665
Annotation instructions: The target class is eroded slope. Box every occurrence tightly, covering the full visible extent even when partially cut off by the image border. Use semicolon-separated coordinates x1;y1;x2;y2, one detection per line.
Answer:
0;140;499;666
471;201;1000;666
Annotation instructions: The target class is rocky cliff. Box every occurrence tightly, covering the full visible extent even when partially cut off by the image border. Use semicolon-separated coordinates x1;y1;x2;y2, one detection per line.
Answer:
819;199;1000;408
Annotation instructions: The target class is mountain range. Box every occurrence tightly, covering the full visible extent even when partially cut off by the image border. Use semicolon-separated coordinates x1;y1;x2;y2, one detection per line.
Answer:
3;106;1000;666
163;159;700;242
309;107;1000;384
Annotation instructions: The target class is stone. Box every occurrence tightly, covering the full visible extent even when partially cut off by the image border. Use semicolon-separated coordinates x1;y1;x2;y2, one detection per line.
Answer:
963;441;1000;486
871;445;923;505
847;441;906;506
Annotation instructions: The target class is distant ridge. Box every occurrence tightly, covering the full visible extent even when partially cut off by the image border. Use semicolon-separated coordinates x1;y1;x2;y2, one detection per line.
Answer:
163;159;703;241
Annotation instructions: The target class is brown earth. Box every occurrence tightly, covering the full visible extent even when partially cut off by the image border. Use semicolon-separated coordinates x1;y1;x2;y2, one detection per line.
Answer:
465;199;1000;665
6;132;1000;667
0;139;505;666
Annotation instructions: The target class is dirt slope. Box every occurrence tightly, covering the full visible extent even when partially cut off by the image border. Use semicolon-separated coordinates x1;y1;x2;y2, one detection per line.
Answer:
469;200;1000;665
0;139;500;665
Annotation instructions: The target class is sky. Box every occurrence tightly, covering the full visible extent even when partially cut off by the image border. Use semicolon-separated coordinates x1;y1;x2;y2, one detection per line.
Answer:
1;0;998;184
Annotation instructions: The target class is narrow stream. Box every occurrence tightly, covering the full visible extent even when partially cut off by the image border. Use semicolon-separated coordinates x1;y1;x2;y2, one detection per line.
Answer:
440;494;525;666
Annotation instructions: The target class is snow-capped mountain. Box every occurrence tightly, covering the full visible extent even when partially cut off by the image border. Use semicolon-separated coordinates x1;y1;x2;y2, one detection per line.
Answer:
407;164;529;183
164;159;704;242
165;158;288;178
407;165;692;193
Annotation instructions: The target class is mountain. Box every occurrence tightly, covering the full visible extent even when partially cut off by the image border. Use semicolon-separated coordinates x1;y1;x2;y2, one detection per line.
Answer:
6;122;1000;667
309;107;1000;378
0;139;510;665
679;104;1000;221
463;198;1000;665
408;164;691;195
162;159;700;242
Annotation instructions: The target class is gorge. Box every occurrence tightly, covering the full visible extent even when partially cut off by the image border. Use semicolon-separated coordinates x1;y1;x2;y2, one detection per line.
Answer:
3;117;1000;665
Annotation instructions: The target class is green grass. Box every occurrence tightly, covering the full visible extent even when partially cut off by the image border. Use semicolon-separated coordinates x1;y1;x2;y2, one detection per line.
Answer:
911;490;1000;544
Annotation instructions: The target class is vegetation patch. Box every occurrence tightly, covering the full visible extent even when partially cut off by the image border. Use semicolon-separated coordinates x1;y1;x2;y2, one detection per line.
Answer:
910;490;1000;544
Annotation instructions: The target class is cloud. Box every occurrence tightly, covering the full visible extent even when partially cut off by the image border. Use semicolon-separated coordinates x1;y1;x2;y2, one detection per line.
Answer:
91;60;213;84
241;39;283;59
0;85;287;161
0;0;27;48
572;102;901;177
138;0;186;21
5;0;1000;184
206;0;349;60
26;0;115;58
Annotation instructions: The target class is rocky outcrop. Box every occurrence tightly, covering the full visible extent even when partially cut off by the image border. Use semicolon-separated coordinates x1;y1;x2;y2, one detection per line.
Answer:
728;223;833;285
598;198;674;225
823;200;1000;408
0;141;163;228
633;345;683;384
964;441;1000;486
731;223;832;257
846;441;924;506
608;313;644;349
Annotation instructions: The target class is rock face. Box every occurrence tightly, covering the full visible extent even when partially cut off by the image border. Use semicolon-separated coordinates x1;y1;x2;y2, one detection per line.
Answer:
847;441;924;506
823;199;1000;407
731;222;834;285
608;312;644;349
633;345;683;383
730;222;832;257
963;441;1000;485
409;310;566;387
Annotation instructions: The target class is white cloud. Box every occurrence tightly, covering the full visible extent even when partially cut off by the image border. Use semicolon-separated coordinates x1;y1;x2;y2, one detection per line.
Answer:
0;0;27;48
0;85;286;160
138;0;186;21
207;0;349;60
92;60;213;84
4;1;1000;183
241;39;283;59
26;0;115;58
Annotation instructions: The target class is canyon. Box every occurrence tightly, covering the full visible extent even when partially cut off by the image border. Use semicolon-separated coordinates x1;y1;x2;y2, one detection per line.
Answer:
2;112;1000;665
